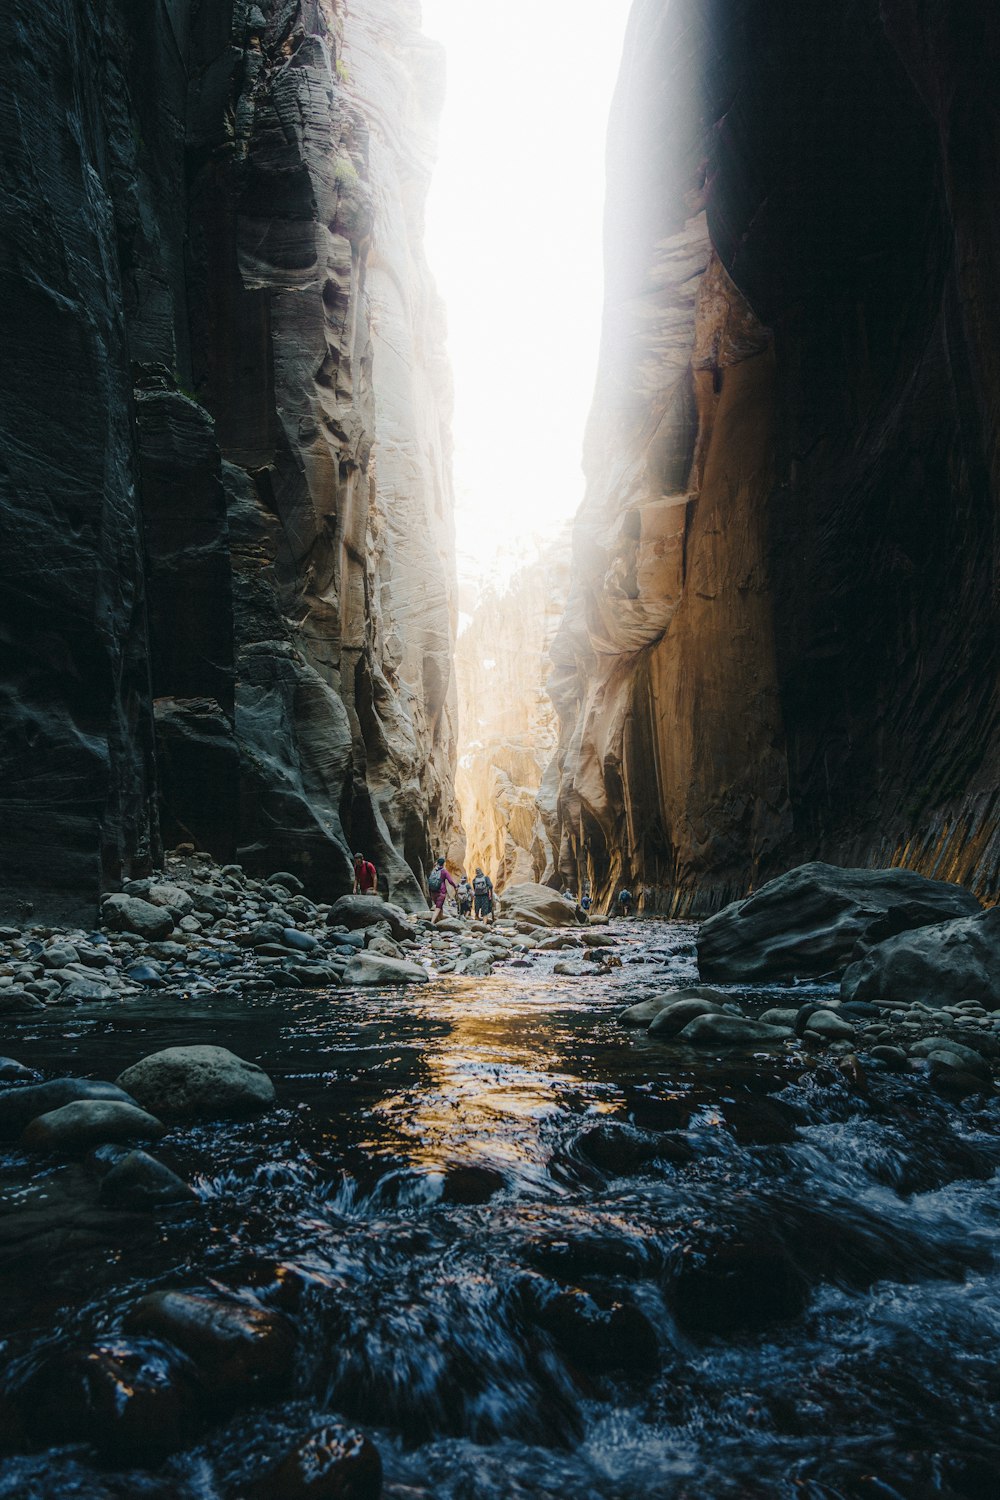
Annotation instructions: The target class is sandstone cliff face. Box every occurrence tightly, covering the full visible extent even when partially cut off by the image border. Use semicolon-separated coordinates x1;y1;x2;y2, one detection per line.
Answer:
552;0;1000;913
456;544;568;890
0;0;457;921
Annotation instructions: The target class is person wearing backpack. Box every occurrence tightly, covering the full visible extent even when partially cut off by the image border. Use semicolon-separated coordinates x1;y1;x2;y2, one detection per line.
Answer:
472;867;494;923
428;856;456;923
456;876;473;919
353;852;377;896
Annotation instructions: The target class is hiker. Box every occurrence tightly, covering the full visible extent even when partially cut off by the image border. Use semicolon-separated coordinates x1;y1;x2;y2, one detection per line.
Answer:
456;875;473;918
472;866;494;923
580;885;592;914
353;851;377;896
428;856;457;923
617;887;633;918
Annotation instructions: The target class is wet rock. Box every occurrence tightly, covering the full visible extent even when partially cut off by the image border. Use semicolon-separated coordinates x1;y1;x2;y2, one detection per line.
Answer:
619;986;727;1026
0;988;45;1013
98;1150;196;1210
675;1015;792;1046
553;960;588;977
41;942;80;967
0;1056;35;1081
841;906;1000;1011
803;1010;855;1041
116;1046;276;1119
289;963;342;988
125;1290;296;1403
283;927;319;953
759;1007;801;1027
671;1237;807;1332
365;933;404;960
698;863;981;982
245;1422;383;1500
0;1078;137;1137
22;1100;166;1153
441;1164;506;1203
870;1045;908;1071
576;1120;693;1174
102;894;174;941
10;1338;203;1461
342;953;428;986
145;882;195;917
327;897;417;943
521;1278;659;1373
456;952;495;976
908;1036;991;1076
126;961;165;987
267;871;305;895
648;996;730;1037
57;976;119;1003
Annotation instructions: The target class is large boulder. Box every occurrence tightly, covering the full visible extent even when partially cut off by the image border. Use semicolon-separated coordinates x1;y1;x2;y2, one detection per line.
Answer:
841;907;1000;1011
342;953;429;986
116;1046;276;1119
697;863;981;982
102;893;174;941
326;895;416;942
501;883;581;928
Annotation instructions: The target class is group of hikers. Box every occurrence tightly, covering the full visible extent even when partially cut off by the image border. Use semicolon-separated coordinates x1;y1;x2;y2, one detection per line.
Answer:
353;850;636;920
352;851;496;923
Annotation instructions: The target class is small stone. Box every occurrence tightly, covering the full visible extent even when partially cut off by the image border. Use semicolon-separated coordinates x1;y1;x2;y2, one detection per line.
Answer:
0;1077;137;1136
146;883;195;917
342;953;429;986
282;927;319;953
42;943;80;968
179;915;202;934
126;1290;295;1402
870;1045;908;1070
804;1009;855;1041
0;988;45;1013
57;976;118;1003
245;1423;382;1500
267;871;305;894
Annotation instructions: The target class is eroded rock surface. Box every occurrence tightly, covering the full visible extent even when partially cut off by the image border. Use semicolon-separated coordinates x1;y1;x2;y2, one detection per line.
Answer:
550;0;1000;913
0;0;459;924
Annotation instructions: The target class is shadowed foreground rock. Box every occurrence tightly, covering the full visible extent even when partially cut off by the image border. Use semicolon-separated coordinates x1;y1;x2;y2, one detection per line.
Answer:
697;863;981;982
842;907;1000;1011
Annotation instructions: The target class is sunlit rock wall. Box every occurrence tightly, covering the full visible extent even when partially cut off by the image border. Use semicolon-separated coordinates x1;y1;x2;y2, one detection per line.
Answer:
552;0;1000;913
456;542;568;890
0;0;457;920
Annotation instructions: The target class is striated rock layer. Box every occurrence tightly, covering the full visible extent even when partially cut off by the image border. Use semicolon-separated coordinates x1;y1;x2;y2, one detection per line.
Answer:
0;0;458;921
551;0;1000;914
456;542;568;890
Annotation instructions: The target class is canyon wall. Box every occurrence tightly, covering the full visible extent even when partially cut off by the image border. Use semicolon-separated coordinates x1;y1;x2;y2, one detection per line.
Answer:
455;541;568;890
551;0;1000;913
0;0;458;922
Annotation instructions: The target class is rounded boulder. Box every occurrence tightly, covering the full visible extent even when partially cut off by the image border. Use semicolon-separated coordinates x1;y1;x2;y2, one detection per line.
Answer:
116;1045;276;1120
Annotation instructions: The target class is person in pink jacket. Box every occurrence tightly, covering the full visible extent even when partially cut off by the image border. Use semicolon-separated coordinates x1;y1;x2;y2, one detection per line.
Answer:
428;856;457;924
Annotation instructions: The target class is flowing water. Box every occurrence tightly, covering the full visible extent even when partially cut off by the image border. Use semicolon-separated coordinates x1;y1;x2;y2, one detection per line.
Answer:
2;921;1000;1498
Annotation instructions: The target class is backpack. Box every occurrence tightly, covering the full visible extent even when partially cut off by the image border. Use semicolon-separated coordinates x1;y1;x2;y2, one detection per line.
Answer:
428;868;443;893
473;874;488;895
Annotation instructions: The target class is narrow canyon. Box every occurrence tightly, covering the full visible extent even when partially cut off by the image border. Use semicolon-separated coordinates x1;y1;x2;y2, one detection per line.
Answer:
1;3;1000;1498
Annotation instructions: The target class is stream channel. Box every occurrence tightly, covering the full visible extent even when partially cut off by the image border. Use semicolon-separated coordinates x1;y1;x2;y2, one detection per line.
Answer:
1;920;999;1498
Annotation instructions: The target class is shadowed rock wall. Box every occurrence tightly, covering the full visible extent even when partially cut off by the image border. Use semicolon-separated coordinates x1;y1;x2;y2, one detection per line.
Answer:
551;0;1000;914
0;0;458;921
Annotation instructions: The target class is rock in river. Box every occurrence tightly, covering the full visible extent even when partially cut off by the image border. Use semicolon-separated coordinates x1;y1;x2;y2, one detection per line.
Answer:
245;1422;382;1500
9;1338;203;1461
125;1290;295;1403
697;862;980;982
502;882;583;927
116;1046;276;1119
98;1150;196;1210
675;1015;793;1046
342;952;429;986
648;996;731;1038
841;906;1000;1011
22;1100;166;1153
0;1078;137;1137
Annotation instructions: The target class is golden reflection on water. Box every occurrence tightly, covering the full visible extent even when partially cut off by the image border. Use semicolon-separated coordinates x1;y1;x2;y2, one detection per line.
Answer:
371;980;622;1177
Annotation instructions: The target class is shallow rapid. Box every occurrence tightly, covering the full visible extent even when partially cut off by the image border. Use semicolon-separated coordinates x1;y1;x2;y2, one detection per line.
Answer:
2;920;1000;1498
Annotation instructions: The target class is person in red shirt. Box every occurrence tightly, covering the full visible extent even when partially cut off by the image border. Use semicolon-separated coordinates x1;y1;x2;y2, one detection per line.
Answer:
353;852;378;895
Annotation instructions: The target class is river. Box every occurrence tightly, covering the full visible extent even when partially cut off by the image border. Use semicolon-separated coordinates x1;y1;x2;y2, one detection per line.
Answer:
1;920;999;1497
